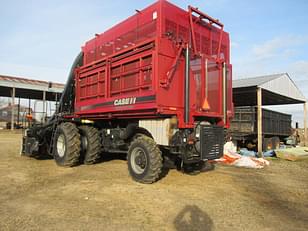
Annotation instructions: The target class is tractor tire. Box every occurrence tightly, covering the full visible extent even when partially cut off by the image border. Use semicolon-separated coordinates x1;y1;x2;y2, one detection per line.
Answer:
127;134;163;184
79;125;101;164
53;122;81;167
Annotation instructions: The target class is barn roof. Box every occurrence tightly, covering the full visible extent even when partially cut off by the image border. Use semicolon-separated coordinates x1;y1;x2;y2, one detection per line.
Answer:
233;73;306;106
0;75;65;101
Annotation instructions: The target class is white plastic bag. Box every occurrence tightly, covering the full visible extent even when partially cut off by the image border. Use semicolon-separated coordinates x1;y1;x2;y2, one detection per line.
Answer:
224;141;237;155
233;156;264;169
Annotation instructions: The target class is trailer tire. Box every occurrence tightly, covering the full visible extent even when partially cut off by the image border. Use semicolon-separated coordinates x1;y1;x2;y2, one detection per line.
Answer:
271;137;280;150
54;122;81;167
128;134;163;184
263;138;273;151
79;125;101;164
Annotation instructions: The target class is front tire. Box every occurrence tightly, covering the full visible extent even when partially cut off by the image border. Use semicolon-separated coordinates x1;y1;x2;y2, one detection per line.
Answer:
54;122;81;167
128;134;163;184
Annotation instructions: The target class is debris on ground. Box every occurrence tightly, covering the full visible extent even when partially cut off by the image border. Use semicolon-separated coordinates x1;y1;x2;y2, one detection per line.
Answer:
233;155;269;168
215;141;270;169
215;151;269;169
275;147;308;161
220;140;308;166
239;148;257;157
263;150;276;157
239;148;276;158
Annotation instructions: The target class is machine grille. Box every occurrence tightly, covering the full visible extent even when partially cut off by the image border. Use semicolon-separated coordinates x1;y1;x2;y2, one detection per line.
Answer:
200;125;224;160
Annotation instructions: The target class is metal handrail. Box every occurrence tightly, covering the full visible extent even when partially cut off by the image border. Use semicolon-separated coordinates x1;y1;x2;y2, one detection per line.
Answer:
188;6;224;61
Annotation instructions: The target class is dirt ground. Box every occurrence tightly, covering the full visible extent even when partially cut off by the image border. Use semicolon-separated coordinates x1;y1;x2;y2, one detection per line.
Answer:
0;132;307;231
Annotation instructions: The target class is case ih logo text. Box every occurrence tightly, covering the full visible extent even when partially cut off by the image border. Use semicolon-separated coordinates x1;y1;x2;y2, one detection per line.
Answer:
114;97;137;106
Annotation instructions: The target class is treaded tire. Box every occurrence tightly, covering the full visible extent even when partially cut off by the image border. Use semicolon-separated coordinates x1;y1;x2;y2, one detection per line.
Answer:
128;134;163;184
53;122;81;167
79;125;101;164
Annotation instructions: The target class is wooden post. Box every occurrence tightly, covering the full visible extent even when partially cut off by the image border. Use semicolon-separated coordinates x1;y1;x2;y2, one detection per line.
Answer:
257;87;263;157
11;87;15;131
17;97;20;126
304;102;307;147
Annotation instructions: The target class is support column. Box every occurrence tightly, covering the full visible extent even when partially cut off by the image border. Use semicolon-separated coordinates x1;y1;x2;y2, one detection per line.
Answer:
42;91;46;123
11;87;15;131
257;87;263;157
17;97;20;126
304;102;307;147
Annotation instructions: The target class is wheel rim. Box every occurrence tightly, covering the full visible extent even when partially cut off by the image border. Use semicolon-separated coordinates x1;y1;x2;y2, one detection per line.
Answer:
56;134;66;157
130;147;147;174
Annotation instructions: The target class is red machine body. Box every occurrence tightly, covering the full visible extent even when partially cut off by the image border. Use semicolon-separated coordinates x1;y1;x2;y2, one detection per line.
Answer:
22;0;233;183
74;0;233;128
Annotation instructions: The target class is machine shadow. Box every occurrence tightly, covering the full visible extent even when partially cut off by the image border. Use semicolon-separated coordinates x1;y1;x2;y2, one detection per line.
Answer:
98;151;171;181
174;205;214;231
30;149;213;182
98;152;127;163
96;150;216;180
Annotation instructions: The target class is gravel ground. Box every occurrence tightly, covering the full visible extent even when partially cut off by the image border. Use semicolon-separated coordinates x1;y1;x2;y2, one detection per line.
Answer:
0;132;307;231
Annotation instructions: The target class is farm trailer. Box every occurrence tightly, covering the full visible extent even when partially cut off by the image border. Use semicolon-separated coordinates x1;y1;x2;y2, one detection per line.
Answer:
230;106;292;150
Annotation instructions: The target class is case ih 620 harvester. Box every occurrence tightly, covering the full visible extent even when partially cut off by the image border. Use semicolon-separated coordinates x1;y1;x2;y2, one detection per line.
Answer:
22;0;233;183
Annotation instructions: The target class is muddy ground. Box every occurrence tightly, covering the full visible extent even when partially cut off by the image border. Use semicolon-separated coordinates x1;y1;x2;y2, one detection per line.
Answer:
0;131;307;231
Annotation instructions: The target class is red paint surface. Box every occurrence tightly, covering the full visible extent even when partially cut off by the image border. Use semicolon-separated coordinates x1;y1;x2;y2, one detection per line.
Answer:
74;0;233;128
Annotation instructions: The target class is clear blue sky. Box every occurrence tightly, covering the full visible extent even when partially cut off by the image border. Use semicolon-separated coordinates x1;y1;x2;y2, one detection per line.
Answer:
0;0;307;125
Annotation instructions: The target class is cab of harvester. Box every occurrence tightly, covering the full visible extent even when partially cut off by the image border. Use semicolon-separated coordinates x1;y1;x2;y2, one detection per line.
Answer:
22;0;233;183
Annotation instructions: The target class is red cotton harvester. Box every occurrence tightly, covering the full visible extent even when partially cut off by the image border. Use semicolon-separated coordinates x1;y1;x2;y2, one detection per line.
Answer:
22;0;233;183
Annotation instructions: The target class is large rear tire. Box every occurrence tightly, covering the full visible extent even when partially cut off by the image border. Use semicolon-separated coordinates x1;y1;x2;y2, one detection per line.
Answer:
79;125;101;164
54;122;81;167
128;134;163;184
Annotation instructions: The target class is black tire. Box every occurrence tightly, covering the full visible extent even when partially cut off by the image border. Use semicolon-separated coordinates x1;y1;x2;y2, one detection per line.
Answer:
79;125;101;164
53;122;81;167
127;134;163;184
263;138;273;151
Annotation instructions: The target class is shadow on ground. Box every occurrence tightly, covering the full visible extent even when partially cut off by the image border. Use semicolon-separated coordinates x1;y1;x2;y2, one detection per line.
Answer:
174;205;213;231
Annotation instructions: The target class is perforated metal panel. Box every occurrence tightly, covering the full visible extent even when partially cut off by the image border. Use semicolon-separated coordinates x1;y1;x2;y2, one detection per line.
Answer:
200;126;224;160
